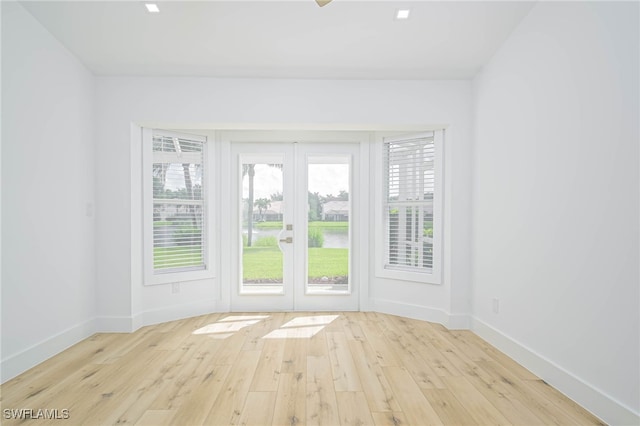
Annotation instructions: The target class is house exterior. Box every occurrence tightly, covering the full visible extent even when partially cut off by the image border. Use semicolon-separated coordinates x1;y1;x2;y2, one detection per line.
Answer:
3;2;638;424
321;200;349;221
252;200;283;222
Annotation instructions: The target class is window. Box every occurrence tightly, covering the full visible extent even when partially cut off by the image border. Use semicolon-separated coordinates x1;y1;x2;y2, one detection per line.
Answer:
376;131;443;284
143;129;213;285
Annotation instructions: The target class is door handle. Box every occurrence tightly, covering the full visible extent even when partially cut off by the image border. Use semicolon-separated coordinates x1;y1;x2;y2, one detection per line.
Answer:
279;237;293;244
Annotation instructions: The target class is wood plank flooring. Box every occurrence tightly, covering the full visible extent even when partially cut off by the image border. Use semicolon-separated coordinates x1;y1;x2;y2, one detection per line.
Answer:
0;312;605;425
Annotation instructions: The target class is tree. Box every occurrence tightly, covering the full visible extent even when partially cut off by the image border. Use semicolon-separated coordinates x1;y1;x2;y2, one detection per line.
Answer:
152;163;169;197
242;164;256;246
242;163;282;247
270;191;283;201
308;191;322;221
182;163;196;227
254;198;271;221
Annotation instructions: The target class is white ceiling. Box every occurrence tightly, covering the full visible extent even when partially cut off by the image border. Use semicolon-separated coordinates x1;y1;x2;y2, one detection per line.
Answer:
21;1;535;80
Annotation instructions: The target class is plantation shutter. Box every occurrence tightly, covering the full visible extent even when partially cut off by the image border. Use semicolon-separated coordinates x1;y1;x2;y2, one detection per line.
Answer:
152;131;206;274
384;133;435;273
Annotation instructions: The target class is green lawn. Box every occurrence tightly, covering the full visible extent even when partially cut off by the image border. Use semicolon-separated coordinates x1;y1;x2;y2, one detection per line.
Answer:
154;240;349;280
307;247;348;278
242;247;283;280
255;221;348;231
154;246;202;269
242;246;348;280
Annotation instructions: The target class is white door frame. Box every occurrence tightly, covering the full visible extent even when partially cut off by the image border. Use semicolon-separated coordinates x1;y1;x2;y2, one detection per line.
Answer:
222;130;368;312
293;142;360;311
229;143;295;311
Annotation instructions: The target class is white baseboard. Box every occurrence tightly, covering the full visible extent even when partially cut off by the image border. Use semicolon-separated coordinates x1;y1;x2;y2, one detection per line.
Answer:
471;316;640;426
95;299;218;333
1;300;220;383
8;303;635;425
131;298;217;331
447;313;471;329
95;315;136;332
371;298;470;330
1;318;97;383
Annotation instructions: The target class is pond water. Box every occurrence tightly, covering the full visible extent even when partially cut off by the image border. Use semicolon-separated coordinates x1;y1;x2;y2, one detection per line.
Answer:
322;230;349;249
244;228;349;248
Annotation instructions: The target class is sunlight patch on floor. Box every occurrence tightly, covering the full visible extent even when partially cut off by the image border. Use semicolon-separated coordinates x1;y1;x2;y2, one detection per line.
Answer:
262;314;339;339
192;315;269;338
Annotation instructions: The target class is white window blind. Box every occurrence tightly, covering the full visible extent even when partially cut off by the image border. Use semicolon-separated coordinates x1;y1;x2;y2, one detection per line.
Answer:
151;132;206;274
384;134;436;273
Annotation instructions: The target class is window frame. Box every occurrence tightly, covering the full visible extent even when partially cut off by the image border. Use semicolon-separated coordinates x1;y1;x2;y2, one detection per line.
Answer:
142;128;215;286
374;130;444;284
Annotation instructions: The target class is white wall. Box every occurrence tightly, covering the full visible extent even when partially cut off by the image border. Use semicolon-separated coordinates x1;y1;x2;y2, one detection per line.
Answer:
94;77;472;329
1;2;96;381
2;4;636;422
372;122;473;328
472;2;639;424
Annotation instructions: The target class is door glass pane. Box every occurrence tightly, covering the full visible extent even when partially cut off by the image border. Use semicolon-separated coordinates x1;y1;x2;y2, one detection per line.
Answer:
241;162;284;294
307;158;350;294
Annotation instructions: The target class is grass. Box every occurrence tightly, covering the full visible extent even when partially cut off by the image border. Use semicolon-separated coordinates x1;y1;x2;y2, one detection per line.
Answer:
242;247;283;280
154;246;202;269
154;238;349;280
242;246;348;280
254;236;278;247
307;248;348;278
153;220;173;227
255;221;348;231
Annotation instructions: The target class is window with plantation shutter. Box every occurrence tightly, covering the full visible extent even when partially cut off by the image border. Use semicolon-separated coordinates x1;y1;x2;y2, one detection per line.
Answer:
143;129;213;285
377;131;443;284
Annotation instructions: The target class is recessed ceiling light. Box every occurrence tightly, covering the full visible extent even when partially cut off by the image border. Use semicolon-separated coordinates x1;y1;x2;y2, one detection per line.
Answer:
145;3;160;13
396;9;410;20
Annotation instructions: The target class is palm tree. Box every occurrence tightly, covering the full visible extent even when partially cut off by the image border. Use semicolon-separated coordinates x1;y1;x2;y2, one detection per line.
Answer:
242;164;256;246
182;163;197;227
242;163;282;247
254;198;271;221
152;163;169;196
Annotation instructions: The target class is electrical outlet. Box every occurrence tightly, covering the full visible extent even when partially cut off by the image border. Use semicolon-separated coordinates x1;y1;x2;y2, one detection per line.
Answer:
492;298;500;314
172;283;180;294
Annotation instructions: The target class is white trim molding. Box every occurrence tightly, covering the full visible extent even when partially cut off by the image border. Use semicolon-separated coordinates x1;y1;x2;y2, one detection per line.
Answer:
372;298;470;330
1;319;97;383
132;298;217;330
1;299;218;383
141;128;216;286
374;130;444;285
471;317;640;426
97;299;218;333
95;316;136;333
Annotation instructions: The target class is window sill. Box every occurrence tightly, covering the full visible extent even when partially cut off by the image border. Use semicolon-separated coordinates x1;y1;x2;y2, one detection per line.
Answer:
375;267;441;285
144;269;215;286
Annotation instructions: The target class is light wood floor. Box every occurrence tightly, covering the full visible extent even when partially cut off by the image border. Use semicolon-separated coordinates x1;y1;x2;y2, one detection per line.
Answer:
1;312;604;425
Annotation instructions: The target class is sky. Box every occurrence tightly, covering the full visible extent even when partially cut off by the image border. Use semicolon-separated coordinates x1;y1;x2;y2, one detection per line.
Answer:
164;162;350;199
243;163;349;200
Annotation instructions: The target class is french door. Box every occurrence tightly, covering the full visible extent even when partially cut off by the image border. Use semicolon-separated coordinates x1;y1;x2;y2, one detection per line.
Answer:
230;142;359;311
